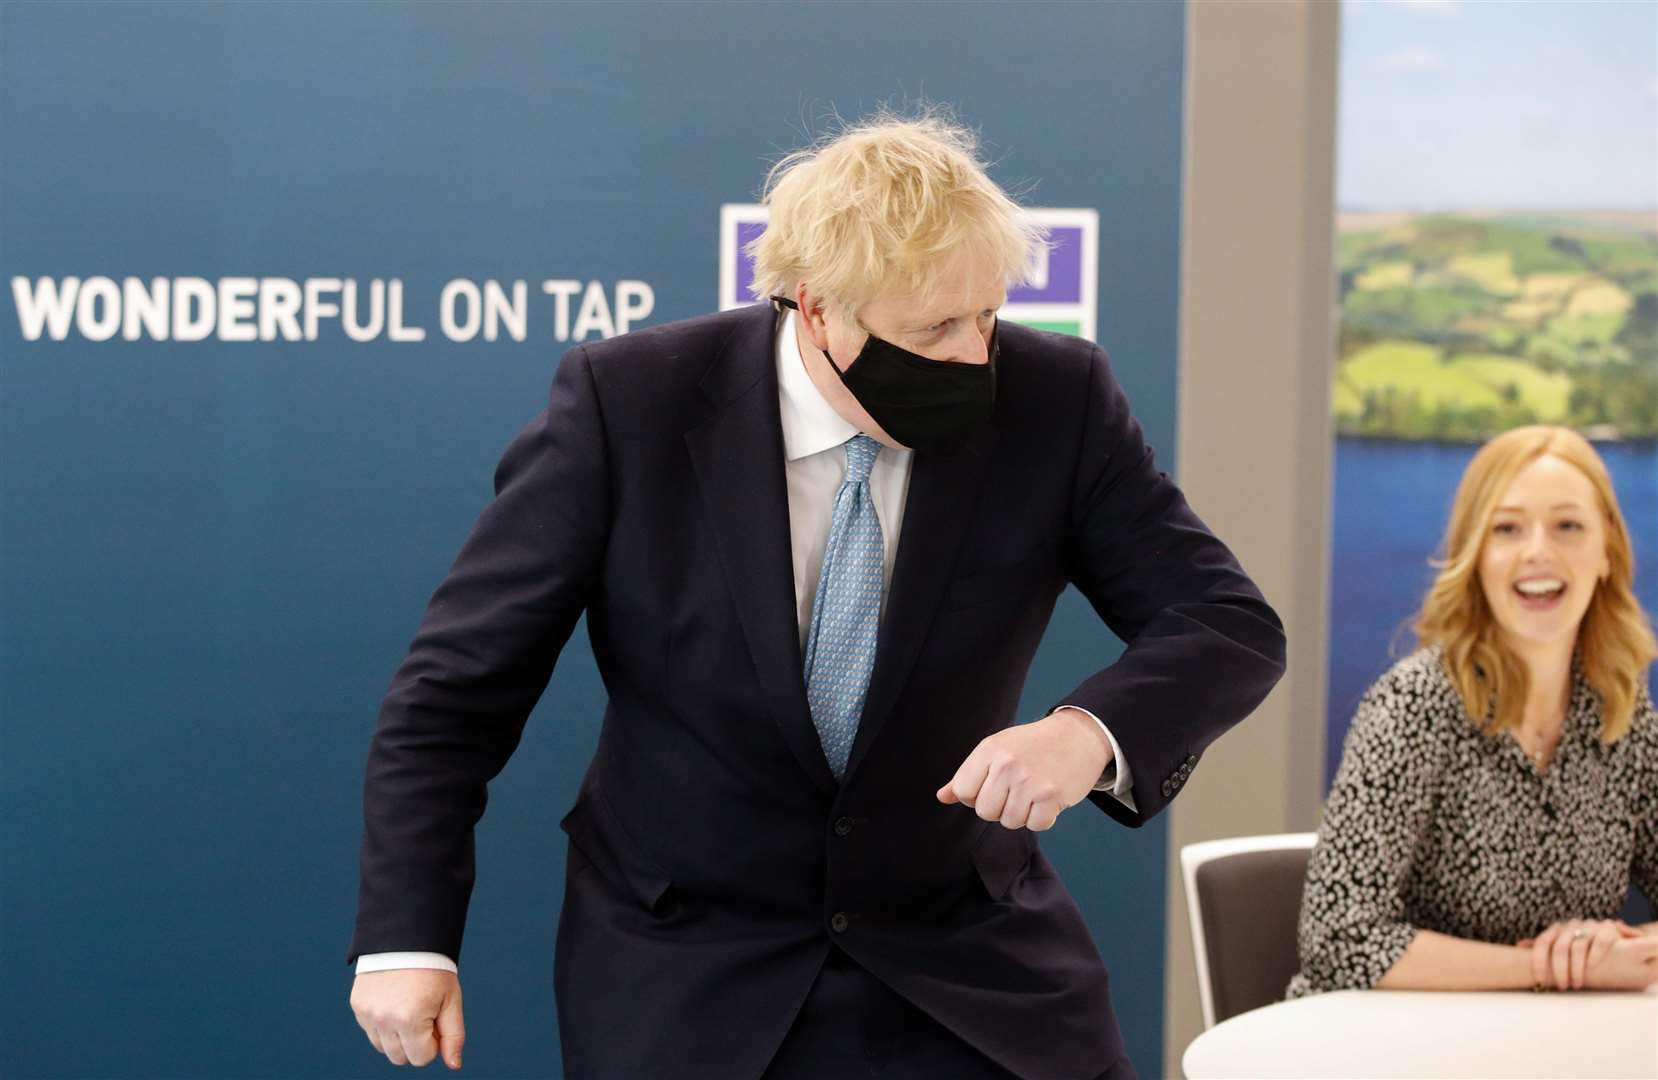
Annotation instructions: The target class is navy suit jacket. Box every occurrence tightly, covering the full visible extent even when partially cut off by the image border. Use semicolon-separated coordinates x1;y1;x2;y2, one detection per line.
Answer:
351;304;1285;1079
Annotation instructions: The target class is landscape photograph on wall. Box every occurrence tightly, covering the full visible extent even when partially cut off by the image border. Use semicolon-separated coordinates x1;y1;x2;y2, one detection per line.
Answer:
1326;0;1656;785
1334;210;1655;443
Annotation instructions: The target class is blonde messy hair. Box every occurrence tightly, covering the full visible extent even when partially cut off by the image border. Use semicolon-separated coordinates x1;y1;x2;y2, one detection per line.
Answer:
1415;425;1657;742
747;107;1045;314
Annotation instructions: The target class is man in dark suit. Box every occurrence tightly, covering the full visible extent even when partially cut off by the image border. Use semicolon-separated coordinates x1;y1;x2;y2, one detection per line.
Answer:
349;113;1284;1079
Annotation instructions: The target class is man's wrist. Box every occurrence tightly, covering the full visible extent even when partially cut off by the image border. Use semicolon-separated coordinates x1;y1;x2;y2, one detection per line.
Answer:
1052;706;1112;769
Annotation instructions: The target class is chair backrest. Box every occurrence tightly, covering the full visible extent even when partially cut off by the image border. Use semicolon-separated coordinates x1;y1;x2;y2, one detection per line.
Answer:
1180;833;1317;1028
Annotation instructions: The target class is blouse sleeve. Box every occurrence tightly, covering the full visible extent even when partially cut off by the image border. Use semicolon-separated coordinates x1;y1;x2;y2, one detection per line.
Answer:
1289;664;1444;996
1629;690;1658;907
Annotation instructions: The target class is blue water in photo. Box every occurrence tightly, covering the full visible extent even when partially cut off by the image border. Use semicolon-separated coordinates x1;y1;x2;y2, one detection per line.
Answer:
1326;436;1658;783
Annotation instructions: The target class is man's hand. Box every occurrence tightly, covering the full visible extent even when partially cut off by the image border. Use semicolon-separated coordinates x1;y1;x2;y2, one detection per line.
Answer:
936;708;1112;831
350;969;466;1069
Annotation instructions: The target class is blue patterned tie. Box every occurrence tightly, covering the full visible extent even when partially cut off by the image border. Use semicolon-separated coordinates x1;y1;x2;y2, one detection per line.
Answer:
803;434;883;780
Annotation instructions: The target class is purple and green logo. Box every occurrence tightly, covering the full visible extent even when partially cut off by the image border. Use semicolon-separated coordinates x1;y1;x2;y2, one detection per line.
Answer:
719;205;1098;342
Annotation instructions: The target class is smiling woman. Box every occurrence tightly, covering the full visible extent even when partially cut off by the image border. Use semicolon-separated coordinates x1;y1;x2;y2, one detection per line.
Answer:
1289;426;1658;999
1421;426;1654;745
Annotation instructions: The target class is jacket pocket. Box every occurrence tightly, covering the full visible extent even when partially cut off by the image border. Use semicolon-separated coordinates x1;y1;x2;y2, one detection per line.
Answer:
560;790;676;915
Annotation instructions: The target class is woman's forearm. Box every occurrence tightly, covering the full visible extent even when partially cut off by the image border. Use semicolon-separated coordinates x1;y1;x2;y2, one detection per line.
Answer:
1375;929;1538;990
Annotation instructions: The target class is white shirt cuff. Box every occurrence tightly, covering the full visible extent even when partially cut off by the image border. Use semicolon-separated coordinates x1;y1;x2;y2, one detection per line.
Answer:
1054;706;1137;811
355;951;457;975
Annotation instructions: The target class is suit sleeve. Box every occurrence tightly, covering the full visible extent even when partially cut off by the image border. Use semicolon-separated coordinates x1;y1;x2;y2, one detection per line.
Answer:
1057;346;1285;826
349;345;610;963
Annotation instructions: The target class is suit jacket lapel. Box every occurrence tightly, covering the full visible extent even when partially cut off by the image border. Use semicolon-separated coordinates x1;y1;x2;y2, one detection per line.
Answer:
684;307;837;796
844;423;998;780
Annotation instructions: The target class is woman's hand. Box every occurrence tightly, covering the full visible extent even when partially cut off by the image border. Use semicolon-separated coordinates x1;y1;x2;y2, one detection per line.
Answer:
1585;935;1658;991
1521;919;1651;990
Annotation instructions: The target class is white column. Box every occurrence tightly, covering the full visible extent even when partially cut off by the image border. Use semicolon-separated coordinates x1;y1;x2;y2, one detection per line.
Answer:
1165;0;1340;1066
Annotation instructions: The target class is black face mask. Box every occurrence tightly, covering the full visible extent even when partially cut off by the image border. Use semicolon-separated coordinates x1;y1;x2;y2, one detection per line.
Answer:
773;297;997;456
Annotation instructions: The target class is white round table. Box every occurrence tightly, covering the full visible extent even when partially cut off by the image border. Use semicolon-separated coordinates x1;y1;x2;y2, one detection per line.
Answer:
1182;986;1658;1079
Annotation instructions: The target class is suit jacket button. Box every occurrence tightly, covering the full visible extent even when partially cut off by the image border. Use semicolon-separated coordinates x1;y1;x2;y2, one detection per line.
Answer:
834;816;854;837
1185;754;1198;767
1178;765;1191;780
830;912;850;933
1161;780;1174;798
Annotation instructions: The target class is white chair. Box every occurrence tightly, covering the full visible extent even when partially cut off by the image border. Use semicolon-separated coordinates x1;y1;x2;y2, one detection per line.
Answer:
1180;833;1317;1029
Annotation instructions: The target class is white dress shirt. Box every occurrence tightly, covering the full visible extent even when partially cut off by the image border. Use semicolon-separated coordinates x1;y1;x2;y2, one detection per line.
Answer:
355;312;1133;976
776;310;913;646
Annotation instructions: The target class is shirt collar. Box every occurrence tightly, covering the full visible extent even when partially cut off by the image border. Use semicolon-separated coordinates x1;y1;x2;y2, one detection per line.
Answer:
776;309;860;462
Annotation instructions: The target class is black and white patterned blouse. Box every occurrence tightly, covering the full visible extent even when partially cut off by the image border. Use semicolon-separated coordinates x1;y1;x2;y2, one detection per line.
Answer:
1287;646;1658;998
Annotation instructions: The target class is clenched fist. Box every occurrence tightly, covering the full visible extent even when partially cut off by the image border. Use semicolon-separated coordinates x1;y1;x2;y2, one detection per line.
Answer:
936;707;1111;831
350;968;466;1069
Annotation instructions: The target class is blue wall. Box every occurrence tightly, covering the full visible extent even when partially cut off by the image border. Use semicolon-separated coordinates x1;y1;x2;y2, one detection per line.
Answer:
0;3;1186;1076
